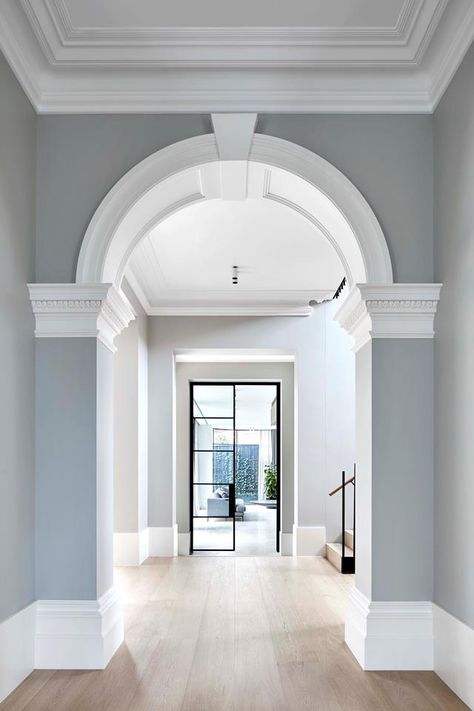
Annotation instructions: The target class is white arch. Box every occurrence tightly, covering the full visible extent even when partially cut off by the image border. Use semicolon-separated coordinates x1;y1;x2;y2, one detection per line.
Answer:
76;133;393;287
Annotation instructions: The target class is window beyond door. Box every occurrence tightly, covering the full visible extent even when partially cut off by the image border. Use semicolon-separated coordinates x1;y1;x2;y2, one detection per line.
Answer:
190;382;280;554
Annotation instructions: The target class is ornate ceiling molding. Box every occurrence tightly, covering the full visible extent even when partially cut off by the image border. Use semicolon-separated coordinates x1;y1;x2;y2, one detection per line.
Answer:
334;283;442;351
22;0;440;67
28;283;135;352
0;0;471;112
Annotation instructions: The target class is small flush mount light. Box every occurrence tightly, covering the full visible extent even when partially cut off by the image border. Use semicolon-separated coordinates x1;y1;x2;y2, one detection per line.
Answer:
232;265;239;285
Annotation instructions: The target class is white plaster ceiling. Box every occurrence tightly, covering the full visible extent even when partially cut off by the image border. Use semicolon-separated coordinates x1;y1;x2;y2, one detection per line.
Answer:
0;0;473;111
55;0;404;31
125;197;344;316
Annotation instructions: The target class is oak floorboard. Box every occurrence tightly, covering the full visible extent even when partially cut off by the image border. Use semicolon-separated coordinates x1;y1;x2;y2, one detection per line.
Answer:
0;556;468;711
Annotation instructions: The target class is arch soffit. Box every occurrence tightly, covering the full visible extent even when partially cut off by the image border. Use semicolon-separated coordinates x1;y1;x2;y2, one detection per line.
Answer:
76;133;393;288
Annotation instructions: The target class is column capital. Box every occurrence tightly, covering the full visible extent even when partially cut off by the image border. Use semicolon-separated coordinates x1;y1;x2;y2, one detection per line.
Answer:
334;283;442;352
28;283;135;352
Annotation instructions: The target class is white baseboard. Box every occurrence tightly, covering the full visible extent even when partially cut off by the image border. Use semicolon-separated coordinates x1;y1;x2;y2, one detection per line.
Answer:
178;532;190;555
433;603;474;709
113;529;149;566
280;532;293;556
292;525;326;555
35;586;124;669
0;602;36;703
148;524;178;557
345;587;433;670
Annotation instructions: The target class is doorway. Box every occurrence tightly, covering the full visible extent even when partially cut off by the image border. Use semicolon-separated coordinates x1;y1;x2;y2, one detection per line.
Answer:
190;382;281;554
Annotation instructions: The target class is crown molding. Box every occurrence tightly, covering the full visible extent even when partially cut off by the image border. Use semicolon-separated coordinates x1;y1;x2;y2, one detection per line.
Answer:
148;305;313;317
33;88;436;114
0;0;471;112
28;283;135;351
124;270;329;316
334;283;442;351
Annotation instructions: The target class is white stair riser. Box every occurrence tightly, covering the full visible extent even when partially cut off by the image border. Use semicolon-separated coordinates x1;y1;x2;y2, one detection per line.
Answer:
344;529;354;550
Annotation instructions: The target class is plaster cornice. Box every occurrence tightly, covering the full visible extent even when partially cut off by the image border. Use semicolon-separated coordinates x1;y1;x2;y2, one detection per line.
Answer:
0;0;471;112
334;283;442;351
28;283;135;352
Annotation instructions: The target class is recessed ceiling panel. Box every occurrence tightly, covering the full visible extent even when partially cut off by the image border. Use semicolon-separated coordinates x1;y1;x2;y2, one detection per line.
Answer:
63;0;404;30
128;198;344;299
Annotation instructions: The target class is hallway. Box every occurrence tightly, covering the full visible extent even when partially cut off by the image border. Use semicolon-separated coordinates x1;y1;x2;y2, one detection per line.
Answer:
193;504;278;556
1;557;466;711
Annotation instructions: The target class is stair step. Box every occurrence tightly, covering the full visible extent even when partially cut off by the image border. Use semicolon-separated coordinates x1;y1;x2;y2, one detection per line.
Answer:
326;542;354;573
344;529;354;550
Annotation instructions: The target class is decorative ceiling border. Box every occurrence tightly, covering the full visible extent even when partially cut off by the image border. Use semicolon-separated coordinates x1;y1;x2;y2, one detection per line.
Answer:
0;0;473;112
21;0;443;67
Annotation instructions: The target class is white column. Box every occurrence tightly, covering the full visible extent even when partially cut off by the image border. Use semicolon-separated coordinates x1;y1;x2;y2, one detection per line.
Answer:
335;283;441;671
29;283;134;670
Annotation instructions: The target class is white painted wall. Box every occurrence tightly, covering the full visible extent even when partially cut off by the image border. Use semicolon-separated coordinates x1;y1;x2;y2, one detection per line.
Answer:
113;290;148;565
147;306;354;546
324;299;356;543
175;362;295;535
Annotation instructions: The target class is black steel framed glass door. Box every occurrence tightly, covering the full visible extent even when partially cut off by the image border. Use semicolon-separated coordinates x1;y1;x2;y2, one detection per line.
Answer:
190;381;281;555
190;384;236;552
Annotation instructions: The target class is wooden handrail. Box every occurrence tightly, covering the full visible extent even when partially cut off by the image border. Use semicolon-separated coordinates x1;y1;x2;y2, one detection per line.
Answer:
329;475;355;497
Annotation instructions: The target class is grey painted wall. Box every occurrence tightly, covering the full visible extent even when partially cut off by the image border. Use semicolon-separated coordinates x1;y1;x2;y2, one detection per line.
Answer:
36;114;433;284
175;362;295;534
0;53;36;622
36;115;212;282
371;339;434;601
258;115;433;283
434;41;474;627
35;339;97;600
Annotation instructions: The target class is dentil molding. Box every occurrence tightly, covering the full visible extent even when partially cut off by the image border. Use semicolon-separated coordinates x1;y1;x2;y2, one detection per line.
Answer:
28;283;135;352
334;283;442;351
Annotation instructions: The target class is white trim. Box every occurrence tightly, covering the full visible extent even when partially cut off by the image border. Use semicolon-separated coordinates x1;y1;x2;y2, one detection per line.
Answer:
430;0;474;108
292;525;326;556
175;349;295;363
0;602;36;704
334;283;442;352
178;532;191;556
211;113;257;160
148;525;178;557
113;530;149;566
34;89;436;114
76;132;393;289
35;586;123;669
280;532;293;556
149;305;313;317
28;283;135;352
345;587;433;670
3;0;473;112
433;604;474;709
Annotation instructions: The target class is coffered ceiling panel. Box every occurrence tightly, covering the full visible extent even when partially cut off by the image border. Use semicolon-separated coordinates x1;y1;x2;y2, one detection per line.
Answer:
0;0;473;112
53;0;405;31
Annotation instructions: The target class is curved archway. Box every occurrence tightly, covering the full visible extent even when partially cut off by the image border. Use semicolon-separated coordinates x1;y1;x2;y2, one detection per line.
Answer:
76;133;393;288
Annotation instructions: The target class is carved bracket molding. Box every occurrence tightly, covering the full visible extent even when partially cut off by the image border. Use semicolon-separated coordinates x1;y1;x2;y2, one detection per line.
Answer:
334;283;442;352
28;283;135;352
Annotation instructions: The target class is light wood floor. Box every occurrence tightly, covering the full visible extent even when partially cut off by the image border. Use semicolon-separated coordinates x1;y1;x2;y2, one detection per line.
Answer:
1;556;467;711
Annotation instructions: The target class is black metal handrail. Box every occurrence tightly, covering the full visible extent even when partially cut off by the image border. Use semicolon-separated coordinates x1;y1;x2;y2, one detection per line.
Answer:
328;464;356;574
